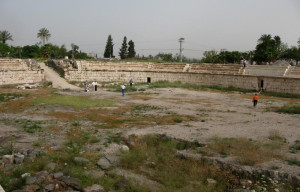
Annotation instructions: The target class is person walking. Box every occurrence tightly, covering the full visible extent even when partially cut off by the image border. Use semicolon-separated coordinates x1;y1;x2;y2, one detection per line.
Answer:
94;81;97;91
121;84;126;96
253;93;259;107
84;80;89;92
129;79;133;87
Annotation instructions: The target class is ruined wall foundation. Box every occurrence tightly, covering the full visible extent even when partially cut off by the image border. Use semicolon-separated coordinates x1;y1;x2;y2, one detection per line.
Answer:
65;69;300;94
0;59;44;85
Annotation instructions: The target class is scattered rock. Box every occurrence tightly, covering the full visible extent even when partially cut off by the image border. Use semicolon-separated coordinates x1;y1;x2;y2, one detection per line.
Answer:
120;145;129;152
45;184;55;191
2;155;14;164
21;173;31;179
14;154;25;164
45;162;57;172
25;176;37;185
61;177;82;190
97;157;112;170
23;185;40;191
291;175;300;187
83;184;105;192
26;149;44;158
35;171;49;183
207;178;217;185
0;185;4;192
274;188;279;192
53;172;64;179
74;157;90;165
84;170;105;179
105;154;120;165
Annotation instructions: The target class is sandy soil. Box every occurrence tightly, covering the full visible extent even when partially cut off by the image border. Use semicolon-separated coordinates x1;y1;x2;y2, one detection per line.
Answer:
1;86;299;177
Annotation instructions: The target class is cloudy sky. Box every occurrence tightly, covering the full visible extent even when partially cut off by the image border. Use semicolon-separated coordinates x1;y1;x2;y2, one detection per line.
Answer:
1;0;299;59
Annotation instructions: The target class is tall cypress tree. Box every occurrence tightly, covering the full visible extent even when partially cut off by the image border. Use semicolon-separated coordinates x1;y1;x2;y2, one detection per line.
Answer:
128;40;136;58
104;35;114;58
119;36;128;59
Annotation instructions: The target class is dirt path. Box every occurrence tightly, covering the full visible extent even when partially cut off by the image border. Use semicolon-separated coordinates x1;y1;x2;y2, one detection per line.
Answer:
39;62;81;90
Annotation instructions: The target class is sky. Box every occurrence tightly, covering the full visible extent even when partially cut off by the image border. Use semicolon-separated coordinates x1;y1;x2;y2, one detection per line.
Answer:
0;0;299;59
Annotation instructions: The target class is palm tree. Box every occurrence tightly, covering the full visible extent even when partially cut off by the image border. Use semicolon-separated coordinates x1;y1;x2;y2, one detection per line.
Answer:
0;30;13;44
37;28;51;45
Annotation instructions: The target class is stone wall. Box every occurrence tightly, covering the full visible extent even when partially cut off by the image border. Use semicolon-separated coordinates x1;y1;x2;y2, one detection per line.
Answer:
0;59;44;85
65;69;300;94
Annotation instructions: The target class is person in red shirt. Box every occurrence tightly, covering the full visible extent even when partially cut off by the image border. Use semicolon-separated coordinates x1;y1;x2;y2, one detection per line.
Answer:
253;93;259;107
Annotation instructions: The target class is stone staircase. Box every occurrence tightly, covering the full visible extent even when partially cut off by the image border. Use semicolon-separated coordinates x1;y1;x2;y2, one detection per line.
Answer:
189;64;242;75
0;59;28;71
285;66;300;78
243;65;289;77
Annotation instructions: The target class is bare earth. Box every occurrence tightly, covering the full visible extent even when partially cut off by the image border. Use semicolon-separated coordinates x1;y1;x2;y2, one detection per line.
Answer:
0;85;299;179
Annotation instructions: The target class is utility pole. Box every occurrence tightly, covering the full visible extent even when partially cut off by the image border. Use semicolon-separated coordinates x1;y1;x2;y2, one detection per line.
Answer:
179;37;185;62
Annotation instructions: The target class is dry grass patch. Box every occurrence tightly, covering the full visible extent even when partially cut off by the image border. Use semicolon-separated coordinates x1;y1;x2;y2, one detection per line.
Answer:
120;134;237;192
205;137;283;166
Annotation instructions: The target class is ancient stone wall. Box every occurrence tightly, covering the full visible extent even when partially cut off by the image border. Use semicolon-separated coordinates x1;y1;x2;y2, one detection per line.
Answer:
0;59;44;85
64;69;300;94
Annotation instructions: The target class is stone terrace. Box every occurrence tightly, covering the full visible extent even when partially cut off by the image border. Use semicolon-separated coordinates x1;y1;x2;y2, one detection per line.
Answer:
0;59;44;85
286;66;300;78
75;61;244;74
243;65;290;77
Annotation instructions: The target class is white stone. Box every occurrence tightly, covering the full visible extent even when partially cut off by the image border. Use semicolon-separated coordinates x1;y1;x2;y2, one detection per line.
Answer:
83;184;105;192
2;155;14;164
120;145;129;152
21;173;31;178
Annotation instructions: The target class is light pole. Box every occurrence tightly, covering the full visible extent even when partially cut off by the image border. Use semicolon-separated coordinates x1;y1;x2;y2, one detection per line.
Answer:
179;37;185;62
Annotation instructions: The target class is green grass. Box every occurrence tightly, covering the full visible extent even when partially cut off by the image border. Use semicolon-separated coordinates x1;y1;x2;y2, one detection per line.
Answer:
0;93;23;102
206;136;283;166
0;143;14;156
147;81;258;94
32;95;116;109
109;85;138;92
202;85;257;93
1;118;44;133
132;104;161;112
262;92;300;99
287;158;300;167
289;140;300;153
277;105;300;114
120;134;235;192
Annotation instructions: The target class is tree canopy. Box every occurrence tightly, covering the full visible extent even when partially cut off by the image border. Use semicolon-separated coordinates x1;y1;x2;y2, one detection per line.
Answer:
128;40;136;58
0;30;13;44
253;34;282;62
37;28;51;45
104;35;114;58
119;36;128;59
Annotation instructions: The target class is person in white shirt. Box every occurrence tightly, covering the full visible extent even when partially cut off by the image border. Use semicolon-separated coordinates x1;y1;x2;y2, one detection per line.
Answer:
121;84;126;96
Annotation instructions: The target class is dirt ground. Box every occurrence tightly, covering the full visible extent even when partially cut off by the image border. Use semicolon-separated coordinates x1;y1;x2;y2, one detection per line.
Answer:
1;86;300;180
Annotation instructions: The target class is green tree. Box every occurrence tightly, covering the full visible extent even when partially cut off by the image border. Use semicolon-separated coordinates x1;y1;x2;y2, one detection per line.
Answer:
253;34;282;62
104;35;114;58
156;53;173;62
201;50;219;63
281;46;300;63
22;45;41;58
70;43;79;59
37;28;51;45
0;30;13;44
128;40;136;58
11;46;22;58
0;43;11;57
119;36;128;59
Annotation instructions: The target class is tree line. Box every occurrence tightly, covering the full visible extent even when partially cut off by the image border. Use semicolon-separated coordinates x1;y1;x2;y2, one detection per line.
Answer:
0;28;91;59
103;35;136;59
1;29;299;64
201;35;300;64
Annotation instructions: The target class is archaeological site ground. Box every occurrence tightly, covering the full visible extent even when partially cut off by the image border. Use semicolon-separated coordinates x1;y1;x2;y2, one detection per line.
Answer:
0;59;300;192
